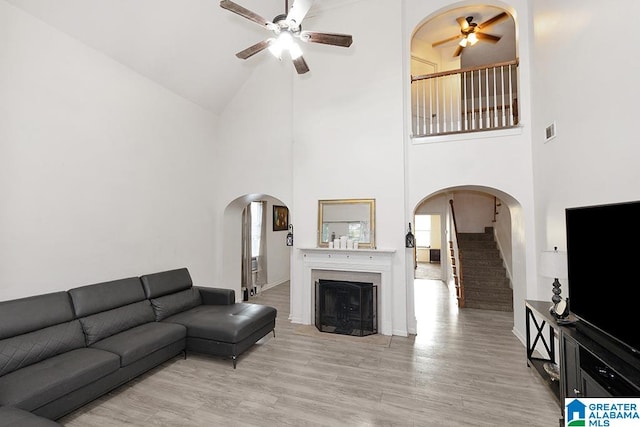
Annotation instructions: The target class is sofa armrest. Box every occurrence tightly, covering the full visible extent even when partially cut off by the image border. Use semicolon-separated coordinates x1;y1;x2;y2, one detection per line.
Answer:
195;286;235;305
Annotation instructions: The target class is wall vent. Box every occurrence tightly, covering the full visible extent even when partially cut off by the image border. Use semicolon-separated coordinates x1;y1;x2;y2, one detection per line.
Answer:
545;121;557;142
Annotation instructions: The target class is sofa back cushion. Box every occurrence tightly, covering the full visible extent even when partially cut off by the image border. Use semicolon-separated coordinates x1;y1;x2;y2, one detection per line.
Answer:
140;268;193;299
80;301;156;345
0;320;85;377
150;288;202;321
68;277;155;346
68;277;146;317
0;292;75;340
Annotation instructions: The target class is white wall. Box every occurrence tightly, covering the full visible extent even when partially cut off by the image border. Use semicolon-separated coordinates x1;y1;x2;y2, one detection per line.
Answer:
6;0;636;346
215;54;294;299
404;0;537;338
264;197;291;289
0;1;219;300
451;191;495;233
530;0;640;302
289;0;407;334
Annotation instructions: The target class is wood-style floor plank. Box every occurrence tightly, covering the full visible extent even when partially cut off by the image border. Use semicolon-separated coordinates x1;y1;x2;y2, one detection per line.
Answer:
59;280;561;426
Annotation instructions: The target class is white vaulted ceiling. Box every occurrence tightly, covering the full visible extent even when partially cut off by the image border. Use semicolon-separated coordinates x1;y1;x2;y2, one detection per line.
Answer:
5;0;359;114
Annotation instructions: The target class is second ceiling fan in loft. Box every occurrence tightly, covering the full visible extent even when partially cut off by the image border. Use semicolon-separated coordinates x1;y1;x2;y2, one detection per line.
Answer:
220;0;353;74
432;11;508;57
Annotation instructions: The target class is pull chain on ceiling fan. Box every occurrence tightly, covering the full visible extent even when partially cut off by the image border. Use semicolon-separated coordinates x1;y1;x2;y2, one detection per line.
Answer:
220;0;353;74
432;11;508;57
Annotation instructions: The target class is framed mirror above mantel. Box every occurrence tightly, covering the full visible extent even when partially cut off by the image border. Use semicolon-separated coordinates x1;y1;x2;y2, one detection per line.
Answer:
317;198;375;249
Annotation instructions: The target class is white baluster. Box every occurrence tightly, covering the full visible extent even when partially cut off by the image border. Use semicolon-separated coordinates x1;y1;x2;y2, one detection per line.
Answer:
508;64;514;126
429;78;433;135
486;67;490;128
492;66;497;128
501;66;506;126
471;71;475;130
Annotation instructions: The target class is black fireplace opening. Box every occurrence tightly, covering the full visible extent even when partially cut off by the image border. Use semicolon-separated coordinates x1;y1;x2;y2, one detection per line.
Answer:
315;279;377;337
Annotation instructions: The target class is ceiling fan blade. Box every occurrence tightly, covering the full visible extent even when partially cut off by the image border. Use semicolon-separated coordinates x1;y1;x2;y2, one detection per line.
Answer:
299;31;353;47
476;32;501;43
456;16;469;30
432;34;463;48
453;45;463;57
287;0;313;26
236;39;273;60
477;11;508;30
292;56;310;74
220;0;272;28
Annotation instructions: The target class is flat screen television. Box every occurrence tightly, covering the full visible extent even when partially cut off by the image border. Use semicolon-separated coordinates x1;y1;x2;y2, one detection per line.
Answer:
565;200;640;359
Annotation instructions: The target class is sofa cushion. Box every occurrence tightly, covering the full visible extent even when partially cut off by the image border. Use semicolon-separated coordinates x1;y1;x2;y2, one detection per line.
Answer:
163;303;277;343
79;300;156;346
91;322;186;367
150;288;201;321
68;277;146;317
0;348;119;411
0;320;85;377
140;268;193;299
0;292;74;340
0;406;62;427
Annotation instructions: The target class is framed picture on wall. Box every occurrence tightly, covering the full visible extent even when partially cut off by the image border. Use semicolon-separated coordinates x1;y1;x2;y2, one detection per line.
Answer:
273;205;289;231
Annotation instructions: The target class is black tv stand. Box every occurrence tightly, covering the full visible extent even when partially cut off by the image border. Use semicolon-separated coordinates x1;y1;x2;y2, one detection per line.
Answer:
573;320;640;369
561;319;640;398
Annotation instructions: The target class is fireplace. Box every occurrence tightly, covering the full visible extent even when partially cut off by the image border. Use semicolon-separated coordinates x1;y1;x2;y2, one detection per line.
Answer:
298;247;395;336
315;279;377;336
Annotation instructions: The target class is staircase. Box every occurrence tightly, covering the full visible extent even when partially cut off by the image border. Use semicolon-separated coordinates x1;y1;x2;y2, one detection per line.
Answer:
458;227;513;312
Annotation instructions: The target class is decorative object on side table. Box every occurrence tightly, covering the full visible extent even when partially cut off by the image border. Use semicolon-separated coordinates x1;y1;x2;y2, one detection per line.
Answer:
273;205;288;231
405;222;415;248
286;224;294;246
540;246;569;319
543;361;560;381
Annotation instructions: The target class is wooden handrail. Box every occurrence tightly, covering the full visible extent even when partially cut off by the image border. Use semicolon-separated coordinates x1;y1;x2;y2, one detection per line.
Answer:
411;58;519;82
449;199;458;240
449;199;465;308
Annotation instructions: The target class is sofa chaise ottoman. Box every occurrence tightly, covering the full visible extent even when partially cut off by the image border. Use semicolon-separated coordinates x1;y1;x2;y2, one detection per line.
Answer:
140;268;277;368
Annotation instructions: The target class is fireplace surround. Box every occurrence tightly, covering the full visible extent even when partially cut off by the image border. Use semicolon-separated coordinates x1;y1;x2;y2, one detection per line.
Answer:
299;247;395;335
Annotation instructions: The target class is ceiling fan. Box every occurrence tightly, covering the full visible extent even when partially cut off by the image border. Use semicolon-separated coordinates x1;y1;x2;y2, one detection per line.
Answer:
220;0;353;74
432;12;508;57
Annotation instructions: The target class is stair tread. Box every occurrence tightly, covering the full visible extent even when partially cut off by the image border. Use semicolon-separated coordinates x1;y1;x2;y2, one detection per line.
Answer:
457;229;512;312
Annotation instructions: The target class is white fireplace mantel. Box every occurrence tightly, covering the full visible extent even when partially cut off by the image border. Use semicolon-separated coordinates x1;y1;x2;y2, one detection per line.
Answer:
299;247;395;336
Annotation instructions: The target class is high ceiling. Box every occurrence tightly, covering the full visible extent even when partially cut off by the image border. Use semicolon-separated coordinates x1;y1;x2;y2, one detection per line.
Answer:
6;1;513;114
5;0;359;114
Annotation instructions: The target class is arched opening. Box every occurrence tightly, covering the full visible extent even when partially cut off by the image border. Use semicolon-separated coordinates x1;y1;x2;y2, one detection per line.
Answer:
222;194;291;303
410;5;517;137
409;186;527;337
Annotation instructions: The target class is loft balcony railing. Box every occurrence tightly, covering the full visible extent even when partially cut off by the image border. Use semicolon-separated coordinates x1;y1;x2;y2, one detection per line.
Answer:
411;59;519;138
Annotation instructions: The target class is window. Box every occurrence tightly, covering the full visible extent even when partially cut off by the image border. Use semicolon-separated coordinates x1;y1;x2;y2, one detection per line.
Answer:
415;215;431;248
251;201;263;258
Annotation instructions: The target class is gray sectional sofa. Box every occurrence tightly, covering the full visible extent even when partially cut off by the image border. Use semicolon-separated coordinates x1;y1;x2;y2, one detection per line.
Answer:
0;267;276;426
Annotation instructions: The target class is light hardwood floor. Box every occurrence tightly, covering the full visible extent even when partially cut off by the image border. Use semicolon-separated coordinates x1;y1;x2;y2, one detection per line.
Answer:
59;280;561;426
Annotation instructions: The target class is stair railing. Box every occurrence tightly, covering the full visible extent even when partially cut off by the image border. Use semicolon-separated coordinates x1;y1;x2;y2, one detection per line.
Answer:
411;59;519;137
449;199;465;307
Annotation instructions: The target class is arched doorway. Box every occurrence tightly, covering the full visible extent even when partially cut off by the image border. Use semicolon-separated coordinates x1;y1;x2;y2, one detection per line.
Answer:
409;186;526;336
221;194;291;302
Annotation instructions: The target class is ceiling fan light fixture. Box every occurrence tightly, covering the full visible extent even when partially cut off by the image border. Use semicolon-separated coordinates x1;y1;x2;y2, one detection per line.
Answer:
221;0;353;74
289;42;303;60
458;37;468;47
269;31;293;58
268;39;283;59
467;32;478;45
